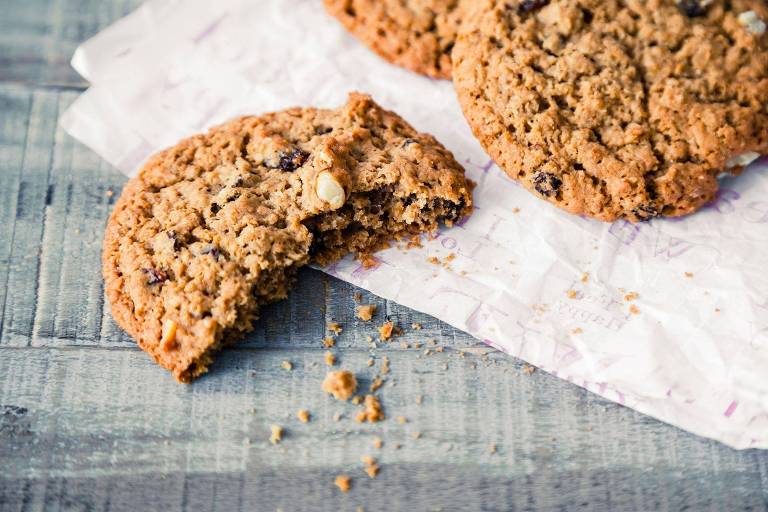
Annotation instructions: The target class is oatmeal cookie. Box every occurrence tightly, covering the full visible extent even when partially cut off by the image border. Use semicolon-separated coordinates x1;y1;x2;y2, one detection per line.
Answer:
103;93;472;381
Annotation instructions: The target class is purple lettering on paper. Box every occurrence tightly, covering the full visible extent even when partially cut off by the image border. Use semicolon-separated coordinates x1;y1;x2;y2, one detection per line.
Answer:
724;401;739;418
743;201;768;223
441;237;457;250
706;188;740;214
609;220;641;245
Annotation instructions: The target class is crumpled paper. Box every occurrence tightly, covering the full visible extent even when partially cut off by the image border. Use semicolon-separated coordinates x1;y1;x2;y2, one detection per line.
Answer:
61;0;768;449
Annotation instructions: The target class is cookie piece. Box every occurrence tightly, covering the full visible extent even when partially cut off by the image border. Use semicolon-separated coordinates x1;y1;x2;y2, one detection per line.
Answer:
323;0;470;79
453;0;768;221
103;93;472;382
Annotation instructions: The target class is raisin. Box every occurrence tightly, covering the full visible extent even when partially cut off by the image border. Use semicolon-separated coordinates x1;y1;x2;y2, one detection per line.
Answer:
210;203;221;215
277;149;310;172
517;0;550;14
167;230;181;251
632;204;659;221
368;186;394;214
142;268;168;285
532;172;562;197
677;0;707;17
314;126;333;135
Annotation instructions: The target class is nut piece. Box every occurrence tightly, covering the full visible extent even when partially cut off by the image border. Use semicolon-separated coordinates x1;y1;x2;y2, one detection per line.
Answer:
161;319;177;350
725;151;760;169
316;171;346;209
322;370;357;400
738;11;767;35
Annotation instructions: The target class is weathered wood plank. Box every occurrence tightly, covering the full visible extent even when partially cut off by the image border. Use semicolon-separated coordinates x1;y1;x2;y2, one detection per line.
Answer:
0;0;141;87
0;346;766;511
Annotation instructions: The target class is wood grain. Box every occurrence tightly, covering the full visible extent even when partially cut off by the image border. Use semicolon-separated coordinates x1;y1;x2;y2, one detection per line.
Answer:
0;3;767;511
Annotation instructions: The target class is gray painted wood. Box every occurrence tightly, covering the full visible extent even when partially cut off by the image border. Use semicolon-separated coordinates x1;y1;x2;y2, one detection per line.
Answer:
0;3;767;511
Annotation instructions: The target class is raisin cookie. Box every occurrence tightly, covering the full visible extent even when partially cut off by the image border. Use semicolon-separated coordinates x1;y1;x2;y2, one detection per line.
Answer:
453;0;768;221
103;93;473;382
323;0;470;79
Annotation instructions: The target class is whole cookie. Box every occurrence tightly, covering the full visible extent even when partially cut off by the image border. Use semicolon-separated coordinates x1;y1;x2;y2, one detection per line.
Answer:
323;0;470;79
453;0;768;221
103;93;473;382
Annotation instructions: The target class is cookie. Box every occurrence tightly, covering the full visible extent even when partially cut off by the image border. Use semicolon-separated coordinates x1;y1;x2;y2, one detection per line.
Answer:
323;0;470;79
453;0;768;221
103;93;473;382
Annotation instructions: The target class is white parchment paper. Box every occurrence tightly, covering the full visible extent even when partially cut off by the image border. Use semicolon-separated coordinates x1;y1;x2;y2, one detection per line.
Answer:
60;0;768;449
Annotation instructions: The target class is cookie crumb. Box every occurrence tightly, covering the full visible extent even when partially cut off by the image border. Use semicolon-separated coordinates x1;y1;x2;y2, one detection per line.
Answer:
623;292;639;302
328;322;343;335
684;272;694;278
373;437;383;449
512;207;520;213
381;355;390;375
379;321;394;340
281;360;293;371
333;412;342;422
523;364;536;375
356;395;384;423
572;327;583;334
325;351;337;366
580;272;590;283
354;292;362;302
356;304;377;321
393;443;402;450
366;358;375;367
488;443;497;454
397;416;408;425
566;290;578;299
415;394;423;405
629;304;640;315
323;336;336;348
105;189;115;198
334;475;351;493
411;322;422;330
370;376;384;392
322;370;357;400
297;409;310;423
270;425;283;445
352;395;362;405
364;464;380;479
427;256;441;265
412;431;422;440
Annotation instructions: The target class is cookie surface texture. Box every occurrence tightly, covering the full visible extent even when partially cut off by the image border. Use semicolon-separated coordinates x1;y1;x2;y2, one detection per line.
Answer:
323;0;470;79
453;0;768;221
103;93;472;381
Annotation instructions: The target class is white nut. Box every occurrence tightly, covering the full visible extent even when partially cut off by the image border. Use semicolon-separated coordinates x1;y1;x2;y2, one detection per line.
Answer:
161;319;178;350
316;171;346;209
738;11;766;35
725;151;760;169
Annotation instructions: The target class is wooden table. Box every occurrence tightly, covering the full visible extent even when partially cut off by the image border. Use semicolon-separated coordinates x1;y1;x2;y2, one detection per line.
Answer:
1;2;766;511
